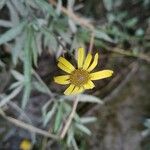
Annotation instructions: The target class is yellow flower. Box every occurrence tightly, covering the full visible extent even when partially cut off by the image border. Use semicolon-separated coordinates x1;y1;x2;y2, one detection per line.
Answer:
54;48;113;95
20;139;32;150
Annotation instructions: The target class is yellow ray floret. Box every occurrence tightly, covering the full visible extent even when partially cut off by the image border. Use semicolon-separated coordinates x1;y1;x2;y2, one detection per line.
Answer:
78;47;85;68
90;70;113;80
54;48;113;95
54;75;70;84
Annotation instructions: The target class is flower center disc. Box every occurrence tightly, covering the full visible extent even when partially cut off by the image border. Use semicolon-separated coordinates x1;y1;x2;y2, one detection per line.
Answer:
70;69;89;86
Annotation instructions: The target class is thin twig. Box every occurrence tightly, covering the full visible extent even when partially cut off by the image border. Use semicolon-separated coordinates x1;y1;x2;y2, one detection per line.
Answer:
110;47;150;63
60;96;79;139
88;31;95;53
0;109;58;139
48;0;94;31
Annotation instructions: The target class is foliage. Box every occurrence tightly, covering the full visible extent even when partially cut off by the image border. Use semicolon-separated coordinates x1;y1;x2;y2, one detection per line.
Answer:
0;0;150;149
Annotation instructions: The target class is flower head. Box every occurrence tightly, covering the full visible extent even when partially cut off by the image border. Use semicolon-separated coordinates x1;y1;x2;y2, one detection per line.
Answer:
54;48;113;95
20;139;32;150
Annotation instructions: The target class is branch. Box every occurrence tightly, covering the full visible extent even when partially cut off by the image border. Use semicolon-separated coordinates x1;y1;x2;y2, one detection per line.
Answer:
60;96;79;139
0;109;58;139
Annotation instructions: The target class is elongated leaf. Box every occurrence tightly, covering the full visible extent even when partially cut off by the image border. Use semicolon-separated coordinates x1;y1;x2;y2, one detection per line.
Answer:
67;126;74;147
0;0;7;9
35;0;55;16
43;103;58;127
54;103;63;133
9;81;22;90
0;21;27;45
0;85;23;107
75;123;91;135
95;30;114;43
64;94;104;104
80;117;97;124
22;27;32;109
11;70;24;81
31;31;38;67
12;35;25;65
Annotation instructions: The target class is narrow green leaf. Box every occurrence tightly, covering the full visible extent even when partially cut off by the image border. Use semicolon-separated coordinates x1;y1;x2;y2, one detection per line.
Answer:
95;30;114;43
75;123;91;135
22;27;32;109
43;103;58;127
9;81;22;90
31;31;38;67
80;117;97;124
0;21;27;45
0;85;23;107
54;103;63;133
11;70;24;81
0;0;7;9
67;127;74;147
64;94;104;104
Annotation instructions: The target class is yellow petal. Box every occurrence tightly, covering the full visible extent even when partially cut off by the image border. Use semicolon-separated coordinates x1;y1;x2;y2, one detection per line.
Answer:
87;53;99;72
72;86;84;95
64;84;75;95
71;86;80;95
54;75;70;85
83;80;95;89
58;62;72;73
58;57;75;72
82;53;92;70
78;87;84;93
78;47;85;68
90;70;113;80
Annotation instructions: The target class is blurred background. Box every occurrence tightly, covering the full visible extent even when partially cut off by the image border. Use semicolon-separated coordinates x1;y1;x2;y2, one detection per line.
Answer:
0;0;150;149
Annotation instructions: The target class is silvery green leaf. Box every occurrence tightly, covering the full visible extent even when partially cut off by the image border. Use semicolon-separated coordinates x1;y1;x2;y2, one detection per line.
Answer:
95;30;114;43
26;0;39;9
71;137;79;150
144;119;150;128
42;100;52;117
0;85;23;107
12;35;25;65
43;103;58;127
0;20;13;28
141;129;150;137
31;33;38;67
11;70;24;81
0;0;7;9
125;17;138;28
36;33;42;55
9;81;22;90
32;81;51;95
68;19;77;33
35;0;55;16
67;126;74;147
0;59;5;68
11;0;27;16
6;1;19;25
103;0;113;11
80;117;97;124
57;29;72;44
68;0;75;9
75;123;91;135
136;28;144;36
64;94;104;104
61;102;80;121
0;21;27;45
56;0;62;16
22;28;32;109
47;34;58;53
54;103;63;132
